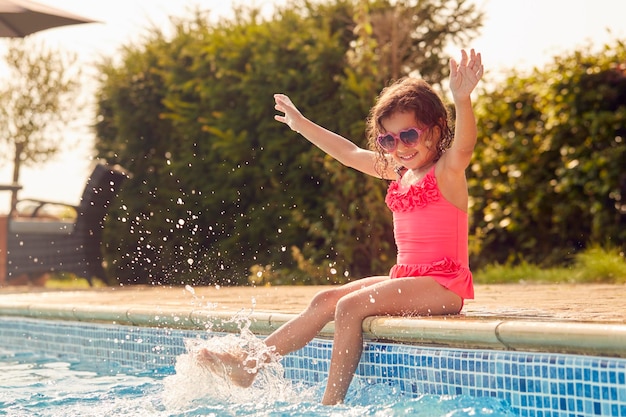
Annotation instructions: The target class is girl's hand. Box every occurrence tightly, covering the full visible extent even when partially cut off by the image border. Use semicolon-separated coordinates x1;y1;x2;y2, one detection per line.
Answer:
449;49;483;102
274;94;303;132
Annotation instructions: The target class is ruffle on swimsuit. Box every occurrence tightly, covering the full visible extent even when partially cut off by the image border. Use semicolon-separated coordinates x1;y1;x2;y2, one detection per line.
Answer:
389;258;474;301
385;172;440;212
390;256;461;276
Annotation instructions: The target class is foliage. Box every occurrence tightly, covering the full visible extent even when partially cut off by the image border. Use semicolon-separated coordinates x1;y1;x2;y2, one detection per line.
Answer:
94;0;482;285
470;39;626;268
95;32;183;285
0;39;80;211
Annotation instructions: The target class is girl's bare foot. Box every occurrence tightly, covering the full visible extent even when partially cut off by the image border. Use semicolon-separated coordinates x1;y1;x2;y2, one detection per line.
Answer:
195;348;257;388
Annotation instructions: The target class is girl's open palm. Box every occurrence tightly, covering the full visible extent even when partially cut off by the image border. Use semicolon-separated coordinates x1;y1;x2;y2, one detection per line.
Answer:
449;49;483;101
274;94;302;132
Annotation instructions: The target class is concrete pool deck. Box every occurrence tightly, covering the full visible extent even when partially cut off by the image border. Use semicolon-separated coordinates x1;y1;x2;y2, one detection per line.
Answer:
1;283;625;357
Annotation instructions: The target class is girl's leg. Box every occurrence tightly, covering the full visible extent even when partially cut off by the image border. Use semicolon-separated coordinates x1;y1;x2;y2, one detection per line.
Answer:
196;275;390;387
264;275;389;355
321;277;462;405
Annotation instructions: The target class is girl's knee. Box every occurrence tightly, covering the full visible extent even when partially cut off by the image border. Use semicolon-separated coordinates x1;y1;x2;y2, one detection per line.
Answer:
306;288;341;315
334;294;365;323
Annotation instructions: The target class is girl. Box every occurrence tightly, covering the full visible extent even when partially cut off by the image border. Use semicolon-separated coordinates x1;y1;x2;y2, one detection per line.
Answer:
197;49;483;405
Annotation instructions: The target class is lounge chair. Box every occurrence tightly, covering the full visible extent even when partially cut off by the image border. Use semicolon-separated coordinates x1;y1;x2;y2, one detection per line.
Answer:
2;163;128;286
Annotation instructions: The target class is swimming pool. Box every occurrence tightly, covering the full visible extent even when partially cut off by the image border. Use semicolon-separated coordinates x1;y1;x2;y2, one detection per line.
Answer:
0;315;625;416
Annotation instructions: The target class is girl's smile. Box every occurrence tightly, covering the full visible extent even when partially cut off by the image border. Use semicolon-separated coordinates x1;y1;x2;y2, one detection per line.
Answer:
397;150;418;161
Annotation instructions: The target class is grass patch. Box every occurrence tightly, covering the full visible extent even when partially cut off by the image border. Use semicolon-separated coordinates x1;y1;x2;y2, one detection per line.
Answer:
45;273;107;289
475;246;626;284
474;261;568;284
571;245;626;283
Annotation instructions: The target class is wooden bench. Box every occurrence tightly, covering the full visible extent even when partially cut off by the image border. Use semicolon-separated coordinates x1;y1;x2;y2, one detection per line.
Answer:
1;164;128;286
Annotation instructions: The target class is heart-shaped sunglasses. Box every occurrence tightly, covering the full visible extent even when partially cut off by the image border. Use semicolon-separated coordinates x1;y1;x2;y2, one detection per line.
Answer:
376;127;428;153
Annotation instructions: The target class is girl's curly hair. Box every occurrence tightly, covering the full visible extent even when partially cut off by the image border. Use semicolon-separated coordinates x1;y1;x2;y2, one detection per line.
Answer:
365;77;453;177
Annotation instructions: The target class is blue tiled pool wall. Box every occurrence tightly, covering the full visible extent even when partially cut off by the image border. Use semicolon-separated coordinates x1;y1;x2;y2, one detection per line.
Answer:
1;317;625;417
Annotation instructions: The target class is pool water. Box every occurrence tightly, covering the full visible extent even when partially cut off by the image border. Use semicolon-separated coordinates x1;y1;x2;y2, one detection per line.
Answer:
0;347;516;417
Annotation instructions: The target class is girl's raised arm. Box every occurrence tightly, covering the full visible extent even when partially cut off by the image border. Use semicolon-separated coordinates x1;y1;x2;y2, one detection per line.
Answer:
274;94;384;178
444;49;483;173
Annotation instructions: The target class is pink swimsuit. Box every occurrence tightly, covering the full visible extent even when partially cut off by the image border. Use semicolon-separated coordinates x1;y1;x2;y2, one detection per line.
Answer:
385;165;474;300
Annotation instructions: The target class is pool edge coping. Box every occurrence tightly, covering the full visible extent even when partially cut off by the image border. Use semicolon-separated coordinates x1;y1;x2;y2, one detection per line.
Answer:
1;302;625;358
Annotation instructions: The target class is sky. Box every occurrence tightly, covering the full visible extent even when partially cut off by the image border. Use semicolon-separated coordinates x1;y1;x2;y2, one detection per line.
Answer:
1;0;625;214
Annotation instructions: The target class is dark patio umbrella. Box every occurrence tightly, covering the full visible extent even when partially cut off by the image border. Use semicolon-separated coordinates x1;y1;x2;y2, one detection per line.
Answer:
0;0;97;37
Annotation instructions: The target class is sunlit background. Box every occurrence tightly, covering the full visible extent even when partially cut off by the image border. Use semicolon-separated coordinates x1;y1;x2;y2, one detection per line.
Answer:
1;0;625;213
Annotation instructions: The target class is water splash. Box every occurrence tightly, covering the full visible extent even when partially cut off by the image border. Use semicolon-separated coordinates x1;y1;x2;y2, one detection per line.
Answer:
162;327;311;412
184;284;195;296
184;284;218;310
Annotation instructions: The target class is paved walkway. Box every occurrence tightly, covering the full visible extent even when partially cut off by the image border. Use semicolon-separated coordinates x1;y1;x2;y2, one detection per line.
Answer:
1;283;624;323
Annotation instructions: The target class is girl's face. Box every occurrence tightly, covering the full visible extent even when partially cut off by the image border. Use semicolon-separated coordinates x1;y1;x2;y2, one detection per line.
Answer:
380;112;437;170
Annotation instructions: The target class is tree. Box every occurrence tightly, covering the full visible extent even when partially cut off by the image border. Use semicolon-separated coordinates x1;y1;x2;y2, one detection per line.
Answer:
368;0;482;85
470;39;626;268
0;39;80;213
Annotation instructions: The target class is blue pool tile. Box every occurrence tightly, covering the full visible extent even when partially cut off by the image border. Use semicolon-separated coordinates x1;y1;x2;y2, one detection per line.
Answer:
600;371;608;383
